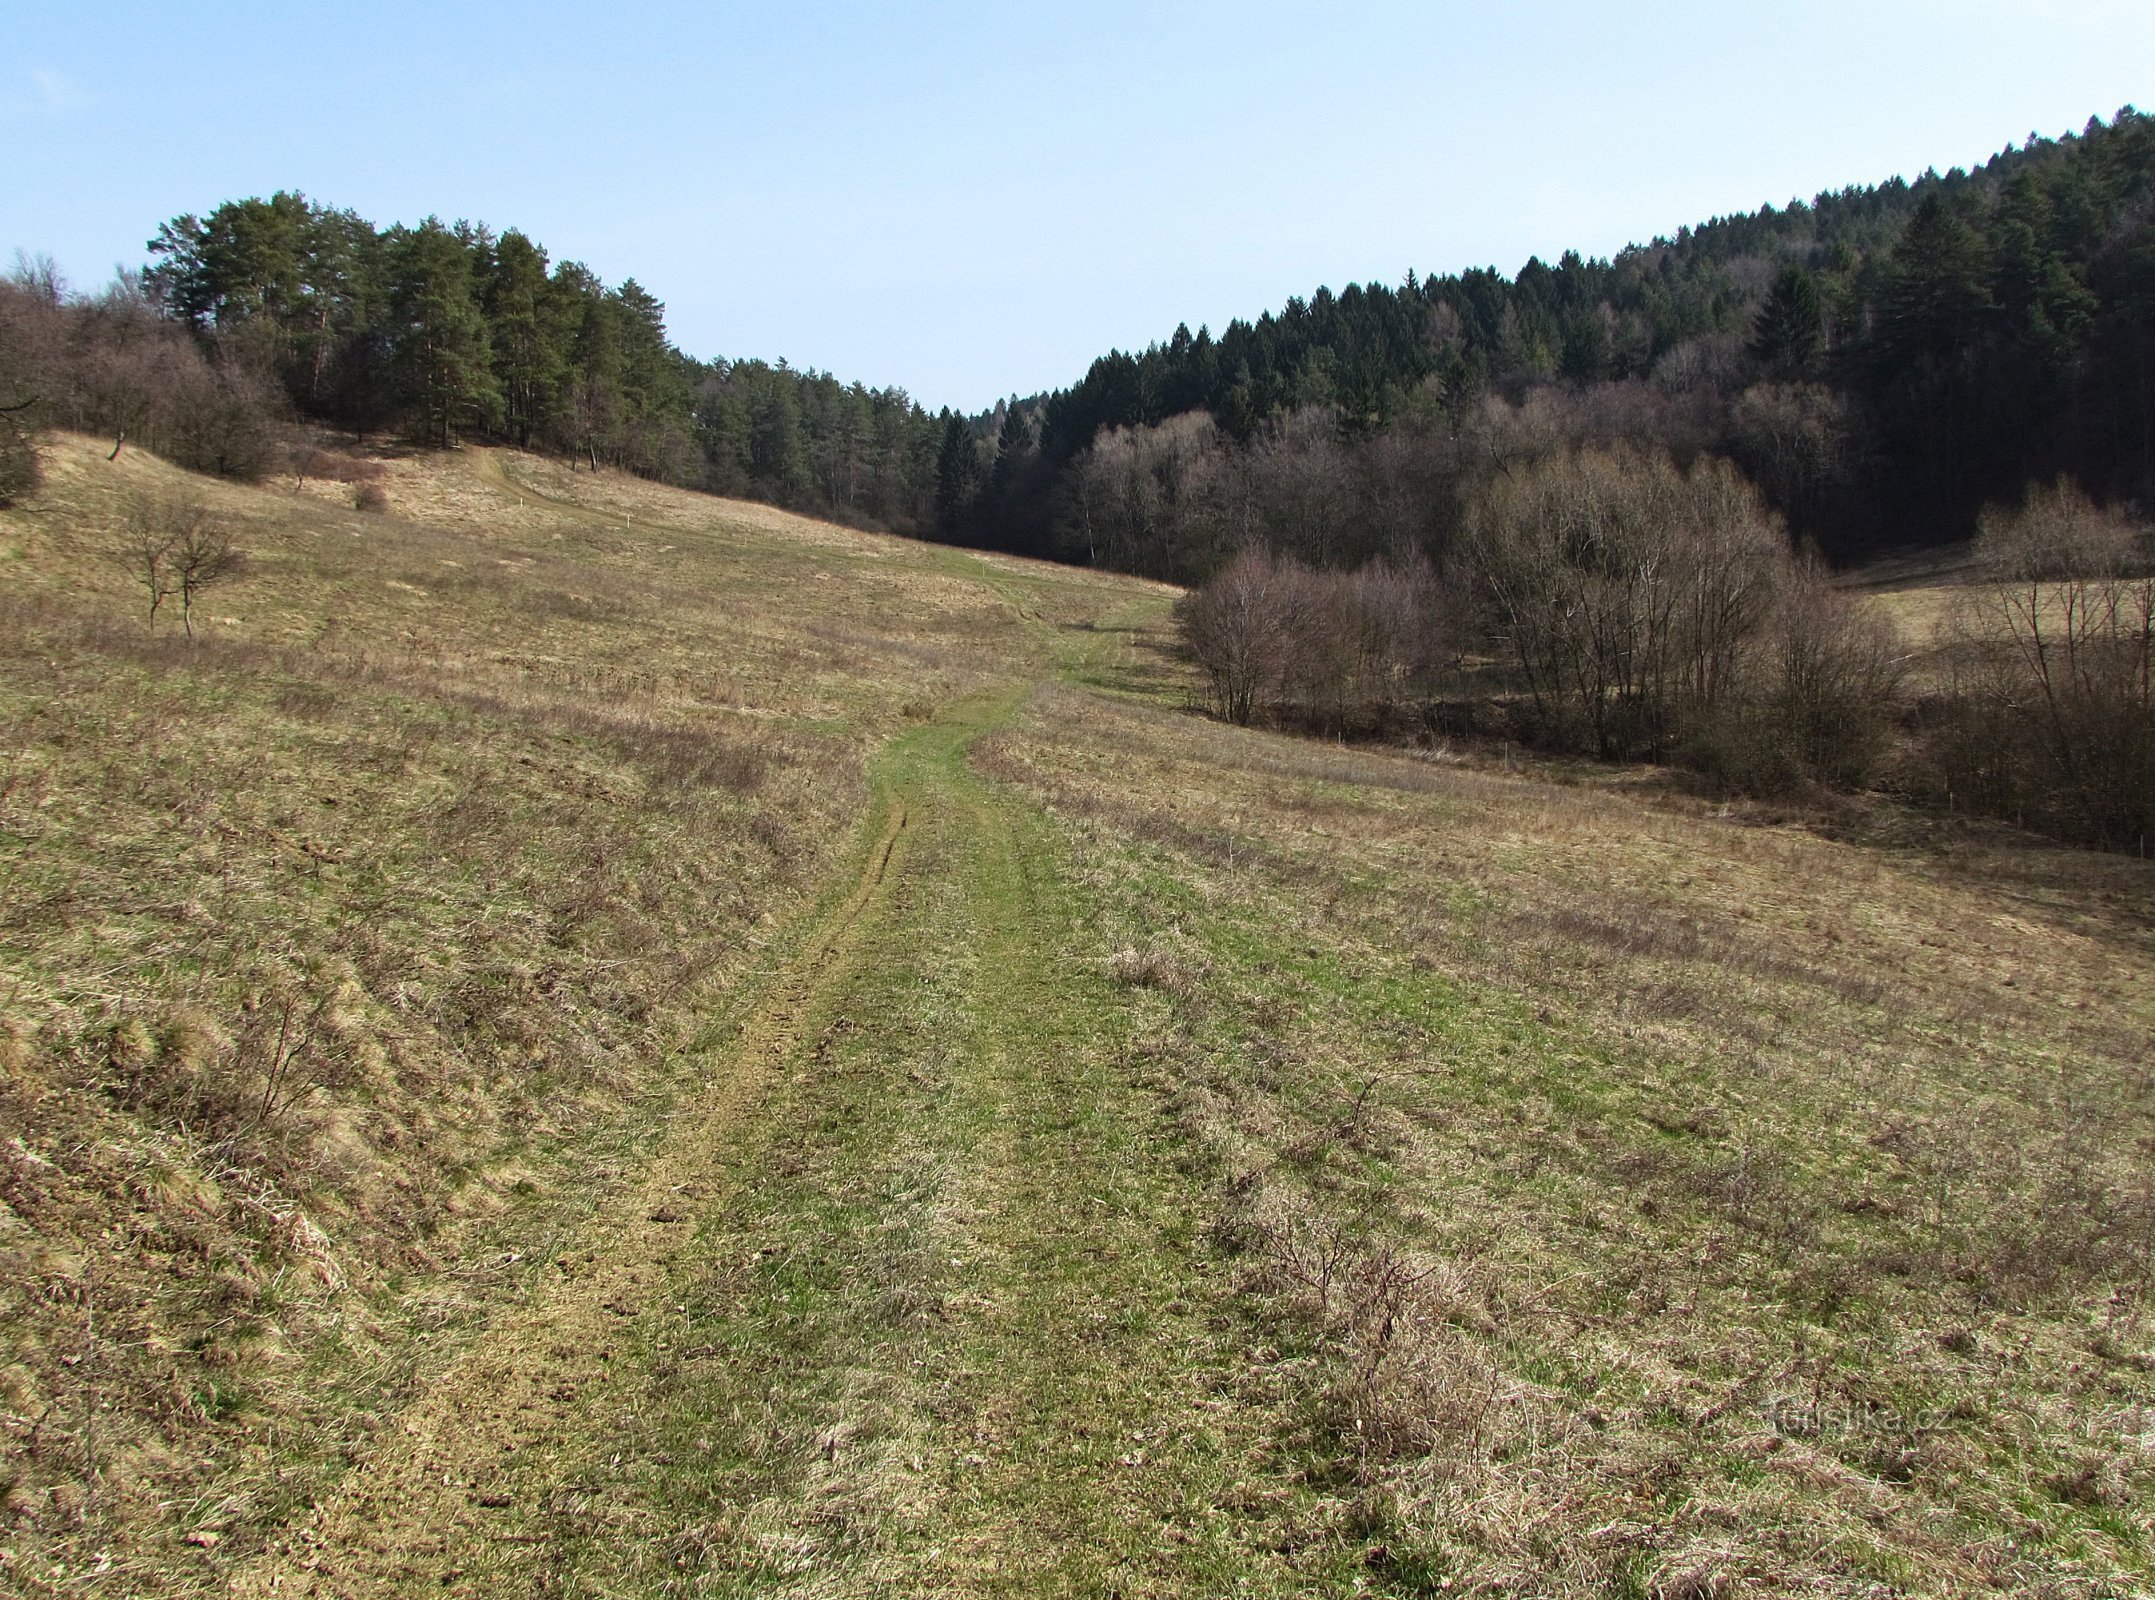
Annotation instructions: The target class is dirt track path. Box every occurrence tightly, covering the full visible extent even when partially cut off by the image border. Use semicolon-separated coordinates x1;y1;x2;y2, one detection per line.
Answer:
227;561;1323;1595
230;790;914;1596
469;446;623;522
229;679;1327;1597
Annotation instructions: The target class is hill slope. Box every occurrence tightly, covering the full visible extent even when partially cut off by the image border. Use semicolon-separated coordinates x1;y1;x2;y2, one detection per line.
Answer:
2;441;2152;1596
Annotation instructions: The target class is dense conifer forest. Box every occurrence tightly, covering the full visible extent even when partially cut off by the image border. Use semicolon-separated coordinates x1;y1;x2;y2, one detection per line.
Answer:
969;107;2155;575
0;200;955;529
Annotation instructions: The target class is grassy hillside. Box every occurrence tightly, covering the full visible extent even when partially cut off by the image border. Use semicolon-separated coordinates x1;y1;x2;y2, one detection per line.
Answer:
0;435;1165;1592
2;440;2151;1596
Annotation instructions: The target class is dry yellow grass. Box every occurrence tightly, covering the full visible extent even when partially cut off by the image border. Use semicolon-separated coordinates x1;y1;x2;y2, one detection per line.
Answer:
0;433;1154;1593
976;684;2155;1594
4;436;2151;1597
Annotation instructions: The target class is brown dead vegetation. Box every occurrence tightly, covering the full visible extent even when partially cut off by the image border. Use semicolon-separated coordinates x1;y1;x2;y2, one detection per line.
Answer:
978;682;2155;1595
0;431;1123;1591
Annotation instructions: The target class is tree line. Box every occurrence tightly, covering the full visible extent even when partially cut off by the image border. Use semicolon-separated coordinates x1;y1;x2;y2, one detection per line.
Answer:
946;108;2154;573
0;195;956;530
9;109;2147;558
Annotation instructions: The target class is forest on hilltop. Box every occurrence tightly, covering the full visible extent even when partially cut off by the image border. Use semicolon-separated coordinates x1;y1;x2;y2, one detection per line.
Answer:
966;106;2155;576
2;110;2151;575
0;201;954;530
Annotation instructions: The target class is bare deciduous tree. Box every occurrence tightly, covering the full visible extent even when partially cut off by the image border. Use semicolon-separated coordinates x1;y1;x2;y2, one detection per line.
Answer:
0;395;38;507
119;495;246;641
1465;445;1786;758
1943;478;2155;848
1768;554;1905;787
1178;546;1295;724
1177;547;1446;730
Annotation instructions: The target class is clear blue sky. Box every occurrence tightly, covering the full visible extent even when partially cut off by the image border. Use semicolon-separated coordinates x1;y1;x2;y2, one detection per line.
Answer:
3;1;2147;413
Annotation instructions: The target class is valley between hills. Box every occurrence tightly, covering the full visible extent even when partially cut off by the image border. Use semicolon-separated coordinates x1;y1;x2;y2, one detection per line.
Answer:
2;435;2153;1596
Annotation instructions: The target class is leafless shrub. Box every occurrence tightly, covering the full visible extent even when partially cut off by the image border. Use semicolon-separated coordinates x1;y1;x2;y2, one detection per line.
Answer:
107;968;367;1142
116;494;246;640
1765;555;1905;785
1106;945;1198;993
0;399;38;507
353;481;389;514
1177;546;1445;729
118;505;179;632
629;725;769;794
1466;445;1787;760
1685;554;1906;794
292;444;389;507
1176;546;1302;724
163;355;281;481
1223;1176;1522;1471
1927;478;2154;850
236;982;353;1129
0;270;283;479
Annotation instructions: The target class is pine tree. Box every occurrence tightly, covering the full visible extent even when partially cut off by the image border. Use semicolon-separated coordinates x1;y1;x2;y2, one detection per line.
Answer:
554;262;620;466
387;220;500;447
935;413;981;534
485;230;565;447
744;365;806;498
296;205;384;421
147;192;312;330
1750;263;1825;378
607;280;695;475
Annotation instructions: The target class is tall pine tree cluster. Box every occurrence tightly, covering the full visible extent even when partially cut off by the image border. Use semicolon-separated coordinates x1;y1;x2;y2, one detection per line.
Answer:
138;194;946;528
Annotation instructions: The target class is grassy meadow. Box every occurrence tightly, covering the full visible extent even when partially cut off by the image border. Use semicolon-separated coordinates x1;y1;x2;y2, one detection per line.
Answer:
978;684;2155;1594
1;434;2151;1597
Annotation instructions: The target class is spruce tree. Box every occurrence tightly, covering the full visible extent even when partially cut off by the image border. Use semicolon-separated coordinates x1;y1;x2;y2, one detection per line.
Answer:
990;399;1032;499
1992;173;2098;362
1750;263;1825;378
1878;195;1994;366
935;413;980;534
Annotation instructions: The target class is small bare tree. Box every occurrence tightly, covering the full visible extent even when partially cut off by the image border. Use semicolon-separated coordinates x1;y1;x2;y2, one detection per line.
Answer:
120;502;178;631
119;495;246;640
1768;553;1906;787
1949;478;2155;848
1178;546;1297;724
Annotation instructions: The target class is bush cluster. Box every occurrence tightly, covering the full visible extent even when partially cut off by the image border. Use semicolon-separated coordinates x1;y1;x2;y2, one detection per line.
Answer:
0;266;279;483
1181;444;1904;795
1176;549;1446;732
1923;479;2154;851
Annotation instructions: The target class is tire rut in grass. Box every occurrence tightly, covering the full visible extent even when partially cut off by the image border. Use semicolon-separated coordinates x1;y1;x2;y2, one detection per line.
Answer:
236;686;1333;1597
227;797;913;1597
482;709;1341;1597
